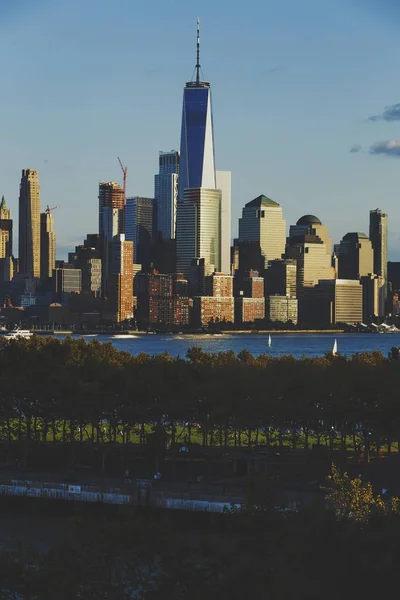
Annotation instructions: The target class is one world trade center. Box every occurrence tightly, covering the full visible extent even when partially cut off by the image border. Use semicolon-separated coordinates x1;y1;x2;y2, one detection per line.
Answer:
176;20;228;289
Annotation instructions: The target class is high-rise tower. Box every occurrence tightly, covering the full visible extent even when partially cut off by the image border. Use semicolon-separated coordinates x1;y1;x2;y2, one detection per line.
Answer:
125;197;156;271
98;182;125;235
40;210;56;280
176;20;227;285
0;196;12;258
239;195;286;270
369;208;388;315
155;150;179;240
177;19;216;199
19;169;41;278
369;209;388;281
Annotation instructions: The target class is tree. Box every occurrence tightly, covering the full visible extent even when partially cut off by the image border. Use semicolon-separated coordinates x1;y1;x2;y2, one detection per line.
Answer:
325;463;386;522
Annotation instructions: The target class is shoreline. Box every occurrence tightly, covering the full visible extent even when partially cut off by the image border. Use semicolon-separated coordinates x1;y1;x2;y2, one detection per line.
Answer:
30;329;348;336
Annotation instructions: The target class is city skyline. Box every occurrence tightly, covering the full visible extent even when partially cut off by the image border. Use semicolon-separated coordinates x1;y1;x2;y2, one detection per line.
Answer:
1;2;400;259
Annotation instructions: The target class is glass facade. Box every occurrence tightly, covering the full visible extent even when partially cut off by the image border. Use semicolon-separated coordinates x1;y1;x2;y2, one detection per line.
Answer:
154;151;179;240
176;188;221;286
178;85;216;200
125;197;156;271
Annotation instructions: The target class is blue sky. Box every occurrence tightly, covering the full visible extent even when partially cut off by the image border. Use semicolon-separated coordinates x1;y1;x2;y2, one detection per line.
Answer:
1;0;400;258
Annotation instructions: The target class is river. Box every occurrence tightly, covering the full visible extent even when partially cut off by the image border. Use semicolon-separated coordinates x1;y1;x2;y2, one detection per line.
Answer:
56;332;400;359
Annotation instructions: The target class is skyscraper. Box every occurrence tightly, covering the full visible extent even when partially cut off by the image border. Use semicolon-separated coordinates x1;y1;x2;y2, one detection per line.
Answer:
125;197;156;271
176;20;226;286
177;188;222;283
19;169;41;278
0;196;12;258
155;151;179;240
101;207;123;293
107;234;134;323
369;209;388;280
369;208;388;313
98;182;125;235
337;232;373;280
177;20;216;199
289;214;332;256
216;171;231;274
238;195;286;270
40;210;56;281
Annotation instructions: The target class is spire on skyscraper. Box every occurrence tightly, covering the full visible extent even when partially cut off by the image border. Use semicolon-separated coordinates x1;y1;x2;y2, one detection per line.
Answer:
196;17;201;85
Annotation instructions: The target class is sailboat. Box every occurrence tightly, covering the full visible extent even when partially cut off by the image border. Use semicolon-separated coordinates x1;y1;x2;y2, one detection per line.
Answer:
268;334;272;348
332;339;338;356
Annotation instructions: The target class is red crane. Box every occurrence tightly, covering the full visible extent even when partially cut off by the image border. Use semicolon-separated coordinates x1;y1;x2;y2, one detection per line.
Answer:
118;157;128;200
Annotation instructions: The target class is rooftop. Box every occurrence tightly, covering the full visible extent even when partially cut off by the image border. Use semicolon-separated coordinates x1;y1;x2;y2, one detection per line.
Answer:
296;214;322;226
246;194;280;208
342;232;369;240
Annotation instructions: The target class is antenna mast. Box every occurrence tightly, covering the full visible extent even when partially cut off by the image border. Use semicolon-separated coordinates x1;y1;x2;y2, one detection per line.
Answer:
196;17;200;85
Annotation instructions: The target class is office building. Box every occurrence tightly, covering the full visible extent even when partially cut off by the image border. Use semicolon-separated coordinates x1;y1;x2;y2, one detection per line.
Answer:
125;197;156;271
370;208;388;312
155;150;179;240
300;279;362;326
265;259;297;298
152;236;176;274
177;20;216;200
176;188;222;286
369;209;388;282
107;234;134;323
98;182;125;235
286;233;335;291
102;206;123;290
236;241;265;275
40;210;56;281
216;171;231;274
0;197;12;259
19;169;41;278
337;232;373;280
267;296;298;324
176;21;228;289
388;262;400;291
0;257;14;283
53;268;82;304
360;274;383;322
289;215;332;256
238;195;286;270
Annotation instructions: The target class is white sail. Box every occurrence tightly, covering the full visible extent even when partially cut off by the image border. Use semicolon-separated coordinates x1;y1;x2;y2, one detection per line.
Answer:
268;334;271;347
332;339;337;355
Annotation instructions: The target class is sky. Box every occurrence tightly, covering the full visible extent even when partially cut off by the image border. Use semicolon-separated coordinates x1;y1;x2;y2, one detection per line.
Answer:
1;0;400;259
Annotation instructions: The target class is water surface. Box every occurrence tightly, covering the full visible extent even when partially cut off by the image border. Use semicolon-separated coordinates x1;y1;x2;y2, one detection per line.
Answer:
59;332;400;359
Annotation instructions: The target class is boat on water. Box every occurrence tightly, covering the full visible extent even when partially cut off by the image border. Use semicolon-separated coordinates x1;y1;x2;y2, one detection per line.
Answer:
332;339;338;355
268;334;272;348
3;329;33;340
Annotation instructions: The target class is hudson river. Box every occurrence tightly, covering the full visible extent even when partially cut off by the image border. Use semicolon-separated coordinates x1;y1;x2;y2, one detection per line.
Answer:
61;332;400;359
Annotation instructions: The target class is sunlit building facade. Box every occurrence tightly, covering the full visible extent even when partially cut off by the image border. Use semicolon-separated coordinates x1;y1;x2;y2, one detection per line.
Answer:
238;195;286;270
19;169;41;278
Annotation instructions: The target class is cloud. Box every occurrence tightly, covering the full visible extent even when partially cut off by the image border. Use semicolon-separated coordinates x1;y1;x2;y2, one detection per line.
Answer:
369;140;400;157
369;103;400;122
350;144;362;153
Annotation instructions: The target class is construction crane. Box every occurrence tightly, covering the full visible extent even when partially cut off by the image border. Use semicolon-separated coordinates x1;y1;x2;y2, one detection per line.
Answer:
118;157;128;199
45;204;60;214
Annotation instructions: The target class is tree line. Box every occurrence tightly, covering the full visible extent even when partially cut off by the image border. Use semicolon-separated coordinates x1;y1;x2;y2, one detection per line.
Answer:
0;336;399;460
